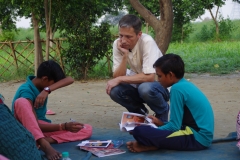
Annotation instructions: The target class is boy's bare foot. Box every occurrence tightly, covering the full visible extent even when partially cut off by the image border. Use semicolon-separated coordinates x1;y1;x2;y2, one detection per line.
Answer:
45;137;57;144
126;141;158;153
37;138;61;160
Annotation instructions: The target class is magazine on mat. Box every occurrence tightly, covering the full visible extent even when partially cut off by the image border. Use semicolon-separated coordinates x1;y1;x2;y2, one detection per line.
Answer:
77;140;112;148
119;112;157;132
80;143;126;157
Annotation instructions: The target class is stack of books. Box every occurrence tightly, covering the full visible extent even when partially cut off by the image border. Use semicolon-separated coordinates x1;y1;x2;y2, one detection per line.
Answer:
77;140;125;158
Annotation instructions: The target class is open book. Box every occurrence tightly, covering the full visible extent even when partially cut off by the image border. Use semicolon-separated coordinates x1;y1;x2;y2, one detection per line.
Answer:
119;112;157;132
78;140;125;157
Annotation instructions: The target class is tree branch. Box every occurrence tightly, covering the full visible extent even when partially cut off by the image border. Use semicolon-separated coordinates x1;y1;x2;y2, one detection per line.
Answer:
129;0;160;30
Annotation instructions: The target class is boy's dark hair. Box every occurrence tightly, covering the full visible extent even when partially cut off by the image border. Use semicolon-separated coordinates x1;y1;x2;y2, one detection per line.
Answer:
153;53;185;79
119;14;142;34
37;60;66;82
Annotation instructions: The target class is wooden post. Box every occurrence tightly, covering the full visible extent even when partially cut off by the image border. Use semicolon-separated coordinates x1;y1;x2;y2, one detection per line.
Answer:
9;42;18;70
56;40;65;73
106;54;112;77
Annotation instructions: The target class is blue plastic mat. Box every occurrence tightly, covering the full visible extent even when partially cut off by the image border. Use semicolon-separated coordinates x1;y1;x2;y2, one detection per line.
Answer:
44;128;240;160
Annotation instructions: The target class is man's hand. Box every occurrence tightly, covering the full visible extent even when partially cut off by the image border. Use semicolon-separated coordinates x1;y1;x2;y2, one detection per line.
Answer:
65;122;84;133
117;40;129;56
106;78;121;95
34;91;49;108
148;115;164;127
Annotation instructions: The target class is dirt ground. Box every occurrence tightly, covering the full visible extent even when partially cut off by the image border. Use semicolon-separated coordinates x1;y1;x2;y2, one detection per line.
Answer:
1;73;240;139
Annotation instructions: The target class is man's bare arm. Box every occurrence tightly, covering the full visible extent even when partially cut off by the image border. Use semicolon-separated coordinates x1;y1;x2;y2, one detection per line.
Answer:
117;73;155;84
113;55;128;78
113;40;129;78
106;73;155;95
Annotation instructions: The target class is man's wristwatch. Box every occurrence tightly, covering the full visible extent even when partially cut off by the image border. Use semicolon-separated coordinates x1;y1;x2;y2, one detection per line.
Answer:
44;87;51;94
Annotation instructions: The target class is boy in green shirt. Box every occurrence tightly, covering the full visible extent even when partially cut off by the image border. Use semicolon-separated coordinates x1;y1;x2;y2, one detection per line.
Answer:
12;60;92;160
127;53;214;152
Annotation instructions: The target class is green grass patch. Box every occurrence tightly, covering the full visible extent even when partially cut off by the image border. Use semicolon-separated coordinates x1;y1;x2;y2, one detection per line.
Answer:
0;65;34;82
88;57;112;80
167;41;240;75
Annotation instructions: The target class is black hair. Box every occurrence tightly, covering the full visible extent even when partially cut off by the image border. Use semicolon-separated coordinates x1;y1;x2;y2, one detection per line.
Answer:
37;60;66;82
153;53;185;79
118;14;142;34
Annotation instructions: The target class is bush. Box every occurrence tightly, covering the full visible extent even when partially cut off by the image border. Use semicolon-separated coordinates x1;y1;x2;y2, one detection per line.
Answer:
171;23;193;43
218;16;234;41
0;30;15;41
196;25;212;41
63;23;113;80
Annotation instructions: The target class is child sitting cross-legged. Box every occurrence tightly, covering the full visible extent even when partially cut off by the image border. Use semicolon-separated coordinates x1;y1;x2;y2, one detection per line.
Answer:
127;53;214;152
12;60;92;160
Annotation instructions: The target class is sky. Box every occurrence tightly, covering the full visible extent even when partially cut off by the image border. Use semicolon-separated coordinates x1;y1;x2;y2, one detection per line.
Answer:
15;0;239;28
197;0;239;21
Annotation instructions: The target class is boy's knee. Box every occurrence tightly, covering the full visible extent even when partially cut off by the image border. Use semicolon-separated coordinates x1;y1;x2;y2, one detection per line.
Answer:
84;124;93;138
132;126;148;137
14;98;32;111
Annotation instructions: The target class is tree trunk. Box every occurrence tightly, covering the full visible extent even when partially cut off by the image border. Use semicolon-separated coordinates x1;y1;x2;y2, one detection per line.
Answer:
0;23;2;34
50;26;56;47
145;23;148;34
45;0;50;60
129;0;173;54
208;6;219;40
50;27;53;47
181;26;184;44
32;12;43;75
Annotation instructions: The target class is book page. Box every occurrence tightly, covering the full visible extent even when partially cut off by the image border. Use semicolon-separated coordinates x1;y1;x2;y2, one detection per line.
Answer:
120;112;145;126
120;112;145;131
119;112;158;131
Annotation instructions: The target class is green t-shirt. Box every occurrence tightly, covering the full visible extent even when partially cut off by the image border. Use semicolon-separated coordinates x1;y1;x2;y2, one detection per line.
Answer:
159;78;214;147
12;76;51;123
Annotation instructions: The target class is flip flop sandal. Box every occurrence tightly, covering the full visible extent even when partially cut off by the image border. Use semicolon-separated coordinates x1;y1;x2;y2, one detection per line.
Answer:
46;109;56;115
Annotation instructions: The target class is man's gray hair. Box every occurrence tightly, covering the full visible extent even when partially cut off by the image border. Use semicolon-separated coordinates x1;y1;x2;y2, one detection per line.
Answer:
119;14;142;34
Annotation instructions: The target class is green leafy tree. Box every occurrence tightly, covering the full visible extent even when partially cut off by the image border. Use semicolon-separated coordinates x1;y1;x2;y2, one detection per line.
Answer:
124;0;173;54
124;0;238;46
0;0;44;74
123;0;207;51
0;0;123;78
0;1;17;31
55;0;122;79
171;0;205;43
63;23;112;80
204;0;225;40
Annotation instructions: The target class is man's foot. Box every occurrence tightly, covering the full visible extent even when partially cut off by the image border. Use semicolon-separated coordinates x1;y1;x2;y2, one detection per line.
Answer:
37;138;61;160
126;141;158;152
